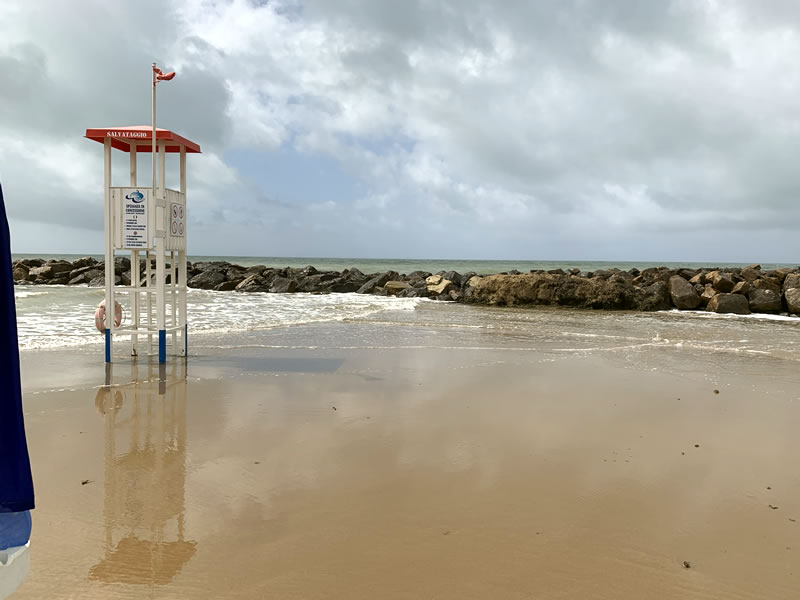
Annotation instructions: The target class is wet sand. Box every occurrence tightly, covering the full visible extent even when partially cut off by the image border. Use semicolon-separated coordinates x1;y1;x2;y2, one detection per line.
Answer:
11;342;800;599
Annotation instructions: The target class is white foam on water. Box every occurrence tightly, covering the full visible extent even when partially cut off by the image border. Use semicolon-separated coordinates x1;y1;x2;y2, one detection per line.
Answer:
13;289;48;299
14;286;425;351
659;309;800;323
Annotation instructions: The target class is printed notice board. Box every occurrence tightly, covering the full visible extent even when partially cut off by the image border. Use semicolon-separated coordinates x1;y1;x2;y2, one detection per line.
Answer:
170;202;185;237
122;189;150;249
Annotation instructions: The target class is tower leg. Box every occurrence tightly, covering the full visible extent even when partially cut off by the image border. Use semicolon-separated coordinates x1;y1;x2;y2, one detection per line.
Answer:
159;329;166;364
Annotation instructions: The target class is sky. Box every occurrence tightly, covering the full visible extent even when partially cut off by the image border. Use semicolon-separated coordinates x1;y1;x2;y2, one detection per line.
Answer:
2;0;800;262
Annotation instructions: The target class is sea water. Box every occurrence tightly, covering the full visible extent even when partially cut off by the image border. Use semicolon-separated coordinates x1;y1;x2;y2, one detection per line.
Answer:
12;283;800;373
12;253;797;276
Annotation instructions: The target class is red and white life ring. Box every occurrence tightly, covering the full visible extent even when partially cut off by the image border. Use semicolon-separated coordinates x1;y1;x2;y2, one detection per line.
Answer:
95;300;123;333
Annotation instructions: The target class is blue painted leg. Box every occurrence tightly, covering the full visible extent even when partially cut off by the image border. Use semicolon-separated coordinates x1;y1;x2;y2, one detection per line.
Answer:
105;329;111;363
158;330;166;364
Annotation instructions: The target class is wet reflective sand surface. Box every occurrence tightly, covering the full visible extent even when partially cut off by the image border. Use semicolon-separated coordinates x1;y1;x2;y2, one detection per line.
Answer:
13;332;800;599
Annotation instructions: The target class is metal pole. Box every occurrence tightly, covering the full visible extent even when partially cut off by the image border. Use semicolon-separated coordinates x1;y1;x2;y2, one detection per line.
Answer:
152;62;157;200
157;141;166;363
179;147;187;357
151;62;158;358
152;62;167;363
104;138;113;362
130;145;139;356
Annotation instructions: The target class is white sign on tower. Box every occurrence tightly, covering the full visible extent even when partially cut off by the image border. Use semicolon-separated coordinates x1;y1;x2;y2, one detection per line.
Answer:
122;189;150;249
170;201;185;237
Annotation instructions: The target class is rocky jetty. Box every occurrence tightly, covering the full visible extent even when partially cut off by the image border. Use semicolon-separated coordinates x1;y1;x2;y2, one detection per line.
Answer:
11;258;800;316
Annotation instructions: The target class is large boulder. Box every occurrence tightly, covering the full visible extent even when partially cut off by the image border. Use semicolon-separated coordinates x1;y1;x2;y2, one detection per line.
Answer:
19;258;44;268
72;256;98;269
747;288;782;313
269;277;297;293
357;271;398;294
711;272;735;293
343;267;366;281
751;278;781;294
740;267;761;282
73;269;103;285
442;271;463;287
785;288;800;314
113;256;131;274
700;283;718;306
463;272;658;310
235;275;268;292
668;275;701;309
12;265;29;282
28;265;54;280
225;266;247;281
188;269;227;289
295;272;339;293
689;272;706;285
384;281;411;295
731;281;750;295
69;265;98;279
707;293;751;315
428;279;454;295
327;279;362;293
637;281;672;311
407;270;432;281
51;272;72;285
782;273;800;293
425;274;442;286
47;261;74;275
87;274;121;287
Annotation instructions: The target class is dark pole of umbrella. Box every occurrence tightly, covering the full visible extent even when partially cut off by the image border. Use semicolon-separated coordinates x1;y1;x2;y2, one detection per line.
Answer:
0;180;34;548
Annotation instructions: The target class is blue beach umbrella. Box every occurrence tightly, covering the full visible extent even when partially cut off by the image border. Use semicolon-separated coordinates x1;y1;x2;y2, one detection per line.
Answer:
0;180;34;550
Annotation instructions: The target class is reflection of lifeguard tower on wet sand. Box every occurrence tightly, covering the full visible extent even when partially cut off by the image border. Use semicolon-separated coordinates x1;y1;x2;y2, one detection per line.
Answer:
89;362;196;587
85;63;201;364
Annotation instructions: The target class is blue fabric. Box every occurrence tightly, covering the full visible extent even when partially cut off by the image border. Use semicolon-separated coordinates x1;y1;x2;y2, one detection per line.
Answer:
0;181;35;513
0;510;31;550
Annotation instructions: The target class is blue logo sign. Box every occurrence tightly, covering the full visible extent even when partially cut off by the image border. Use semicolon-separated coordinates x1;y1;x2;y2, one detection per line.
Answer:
125;190;145;203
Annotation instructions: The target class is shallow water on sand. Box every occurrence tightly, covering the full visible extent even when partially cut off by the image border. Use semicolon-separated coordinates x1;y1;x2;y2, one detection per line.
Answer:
14;342;800;599
11;298;800;598
14;285;800;368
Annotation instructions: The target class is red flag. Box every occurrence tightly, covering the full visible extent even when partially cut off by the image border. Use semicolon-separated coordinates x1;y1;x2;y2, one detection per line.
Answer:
153;66;176;82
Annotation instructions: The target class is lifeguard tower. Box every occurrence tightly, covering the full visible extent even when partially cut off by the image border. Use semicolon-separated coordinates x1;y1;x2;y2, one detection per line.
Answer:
85;125;201;363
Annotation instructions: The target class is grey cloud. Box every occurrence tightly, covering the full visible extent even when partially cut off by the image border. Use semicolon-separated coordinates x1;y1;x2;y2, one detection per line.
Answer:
6;0;800;260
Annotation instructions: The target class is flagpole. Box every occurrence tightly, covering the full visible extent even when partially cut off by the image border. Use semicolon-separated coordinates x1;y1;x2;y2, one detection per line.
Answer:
152;62;157;196
151;62;157;356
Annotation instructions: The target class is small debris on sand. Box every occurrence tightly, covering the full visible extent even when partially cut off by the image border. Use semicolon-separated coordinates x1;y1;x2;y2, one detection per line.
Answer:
254;461;260;465
767;486;772;490
81;479;93;485
694;444;700;448
769;505;779;510
789;518;796;523
713;389;720;394
331;406;337;411
682;561;692;569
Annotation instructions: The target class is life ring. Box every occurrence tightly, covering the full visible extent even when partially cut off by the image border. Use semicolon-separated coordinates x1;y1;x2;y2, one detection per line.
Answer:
95;300;123;332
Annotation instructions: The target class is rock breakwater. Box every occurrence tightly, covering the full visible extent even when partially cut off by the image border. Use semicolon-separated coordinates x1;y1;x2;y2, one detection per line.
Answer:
12;258;800;316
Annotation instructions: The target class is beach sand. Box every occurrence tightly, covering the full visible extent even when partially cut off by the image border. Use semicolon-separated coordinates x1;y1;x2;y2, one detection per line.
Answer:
10;338;800;599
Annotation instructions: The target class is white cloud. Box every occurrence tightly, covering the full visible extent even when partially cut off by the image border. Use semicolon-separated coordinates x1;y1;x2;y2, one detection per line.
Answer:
3;0;800;260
